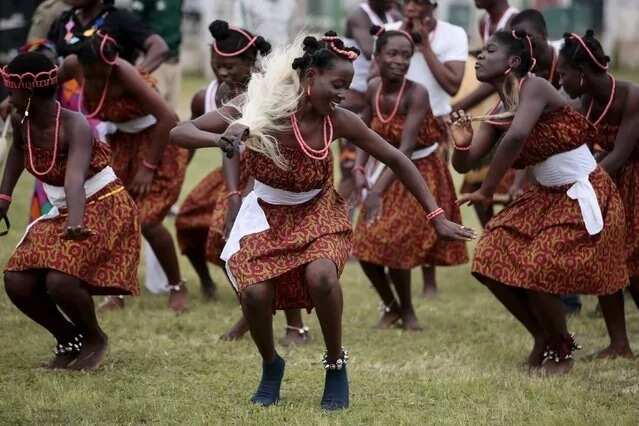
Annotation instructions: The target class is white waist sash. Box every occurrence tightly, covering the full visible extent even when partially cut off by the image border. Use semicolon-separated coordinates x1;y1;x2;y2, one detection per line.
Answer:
531;144;603;235
17;166;118;246
368;143;439;186
220;180;323;290
96;114;157;141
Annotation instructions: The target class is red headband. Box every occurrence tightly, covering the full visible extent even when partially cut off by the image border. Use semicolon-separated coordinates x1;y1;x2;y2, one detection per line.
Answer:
212;27;258;57
568;32;609;71
1;65;58;90
96;30;118;65
512;31;537;72
374;27;415;46
322;36;359;61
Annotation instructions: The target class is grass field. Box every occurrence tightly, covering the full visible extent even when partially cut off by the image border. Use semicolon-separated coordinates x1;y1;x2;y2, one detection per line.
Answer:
1;75;638;425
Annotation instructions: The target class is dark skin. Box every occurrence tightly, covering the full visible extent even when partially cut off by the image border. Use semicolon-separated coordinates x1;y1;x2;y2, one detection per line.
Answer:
170;55;475;365
64;0;169;73
558;53;639;359
61;54;188;312
354;35;436;330
449;36;574;374
1;89;109;370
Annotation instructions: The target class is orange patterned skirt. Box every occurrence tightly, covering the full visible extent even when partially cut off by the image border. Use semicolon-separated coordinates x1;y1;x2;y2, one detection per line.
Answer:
472;167;628;295
5;181;141;295
613;159;639;277
353;154;468;269
109;131;188;226
227;185;352;310
175;168;225;256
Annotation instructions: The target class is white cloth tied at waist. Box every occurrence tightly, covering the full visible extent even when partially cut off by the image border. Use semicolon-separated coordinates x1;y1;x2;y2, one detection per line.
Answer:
531;144;603;235
17;166;118;247
368;143;439;187
95;114;157;141
220;180;323;291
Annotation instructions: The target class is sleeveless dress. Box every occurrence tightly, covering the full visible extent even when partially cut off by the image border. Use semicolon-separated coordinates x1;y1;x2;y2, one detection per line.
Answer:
225;146;352;310
353;114;468;268
90;76;188;226
472;106;628;295
5;138;140;295
596;122;639;277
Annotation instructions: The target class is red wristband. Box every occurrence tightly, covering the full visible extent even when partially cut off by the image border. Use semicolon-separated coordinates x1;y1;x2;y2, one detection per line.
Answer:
0;194;12;202
142;160;158;171
453;143;471;151
225;190;242;200
426;207;444;221
353;166;366;175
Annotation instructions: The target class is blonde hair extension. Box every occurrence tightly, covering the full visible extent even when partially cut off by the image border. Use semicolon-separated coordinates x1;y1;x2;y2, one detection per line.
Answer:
220;35;311;169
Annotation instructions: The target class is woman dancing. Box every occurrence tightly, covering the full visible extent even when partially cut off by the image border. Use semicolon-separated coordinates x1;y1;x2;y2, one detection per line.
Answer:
171;32;473;409
172;20;310;344
558;30;639;358
1;52;140;370
450;29;628;375
62;31;189;313
353;26;468;330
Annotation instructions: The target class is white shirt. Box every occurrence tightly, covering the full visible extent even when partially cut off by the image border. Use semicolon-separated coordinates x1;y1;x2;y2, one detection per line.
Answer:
386;20;468;117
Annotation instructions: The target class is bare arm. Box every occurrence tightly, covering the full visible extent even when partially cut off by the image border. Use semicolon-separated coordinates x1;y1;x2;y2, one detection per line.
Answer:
190;89;206;120
348;12;375;60
0;118;25;211
599;85;639;176
450;120;499;173
138;34;169;74
63;113;92;230
169;105;241;149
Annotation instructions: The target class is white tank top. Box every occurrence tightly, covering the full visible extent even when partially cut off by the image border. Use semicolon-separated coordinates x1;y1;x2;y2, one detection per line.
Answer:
482;7;519;45
204;80;220;114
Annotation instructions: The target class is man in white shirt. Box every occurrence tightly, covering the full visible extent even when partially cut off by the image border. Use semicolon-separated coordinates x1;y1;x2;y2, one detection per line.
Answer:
386;0;468;298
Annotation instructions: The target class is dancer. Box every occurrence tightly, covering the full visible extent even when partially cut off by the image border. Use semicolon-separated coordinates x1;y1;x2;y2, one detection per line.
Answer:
353;26;468;330
450;29;628;374
170;32;474;409
386;0;469;298
173;20;310;344
1;52;140;370
62;31;188;312
558;30;639;358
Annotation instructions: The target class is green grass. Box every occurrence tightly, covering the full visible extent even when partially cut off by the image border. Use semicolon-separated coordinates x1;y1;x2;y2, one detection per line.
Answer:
1;76;639;425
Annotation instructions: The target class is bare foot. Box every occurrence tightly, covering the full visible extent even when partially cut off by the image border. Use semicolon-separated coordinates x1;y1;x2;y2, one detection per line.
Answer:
96;296;125;313
527;337;547;369
374;309;401;329
586;344;635;360
168;283;188;314
421;286;438;299
69;332;109;371
401;311;423;332
279;326;311;347
541;358;574;376
200;281;217;302
221;317;250;341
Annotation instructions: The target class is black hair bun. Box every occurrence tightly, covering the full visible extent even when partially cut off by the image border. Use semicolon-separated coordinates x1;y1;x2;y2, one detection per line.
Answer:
324;30;338;38
370;25;384;36
302;36;320;52
255;36;271;55
209;20;230;40
585;29;595;38
292;56;310;71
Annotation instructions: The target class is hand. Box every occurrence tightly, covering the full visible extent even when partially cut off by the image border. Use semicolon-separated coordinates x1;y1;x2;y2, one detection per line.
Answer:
446;110;473;149
220;123;249;158
456;189;494;208
0;98;11;120
60;225;94;241
412;16;436;48
431;216;477;241
223;195;242;240
363;191;382;224
129;166;154;196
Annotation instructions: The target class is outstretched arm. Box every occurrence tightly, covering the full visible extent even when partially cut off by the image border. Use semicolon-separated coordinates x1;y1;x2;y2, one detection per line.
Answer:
0;118;25;217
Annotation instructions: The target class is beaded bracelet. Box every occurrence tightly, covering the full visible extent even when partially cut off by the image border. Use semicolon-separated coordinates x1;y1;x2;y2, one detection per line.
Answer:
453;143;471;151
0;194;12;202
352;166;366;175
426;207;444;221
142;160;158;171
225;190;242;200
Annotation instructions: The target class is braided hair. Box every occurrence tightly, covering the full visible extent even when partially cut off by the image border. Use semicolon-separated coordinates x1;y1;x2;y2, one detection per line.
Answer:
560;30;610;73
291;31;360;74
369;25;421;55
209;20;271;62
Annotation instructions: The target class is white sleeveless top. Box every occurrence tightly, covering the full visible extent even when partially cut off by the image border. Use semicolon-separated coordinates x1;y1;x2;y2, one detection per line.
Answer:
482;7;519;44
204;80;220;114
345;3;398;93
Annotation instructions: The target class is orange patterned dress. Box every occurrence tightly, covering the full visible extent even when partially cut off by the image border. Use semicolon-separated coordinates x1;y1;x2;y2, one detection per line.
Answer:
472;106;628;295
95;91;188;226
597;123;639;277
352;115;468;269
5;140;140;295
226;145;352;310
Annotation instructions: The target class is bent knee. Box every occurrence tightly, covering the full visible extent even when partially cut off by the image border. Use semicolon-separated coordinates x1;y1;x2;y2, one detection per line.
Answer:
306;262;339;295
4;271;25;297
240;284;272;309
